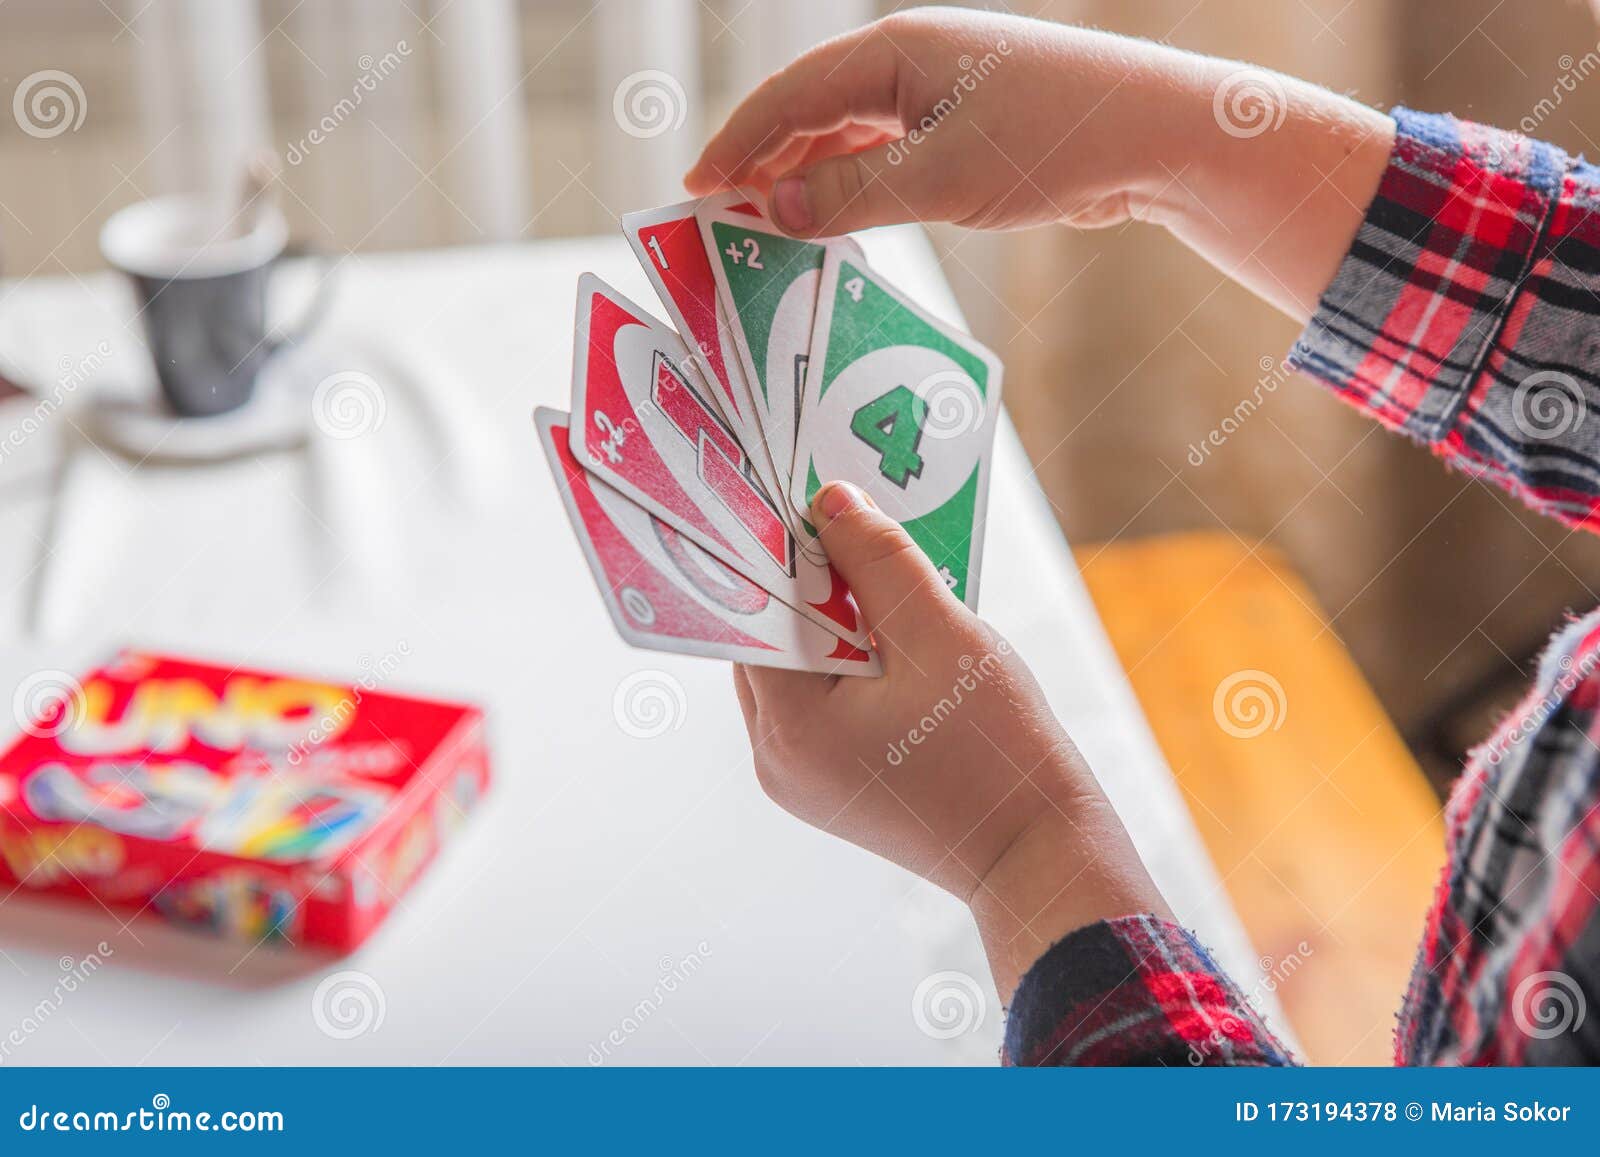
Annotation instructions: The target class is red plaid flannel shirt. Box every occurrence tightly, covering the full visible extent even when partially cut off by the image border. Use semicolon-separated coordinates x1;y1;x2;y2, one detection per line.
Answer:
1005;108;1600;1067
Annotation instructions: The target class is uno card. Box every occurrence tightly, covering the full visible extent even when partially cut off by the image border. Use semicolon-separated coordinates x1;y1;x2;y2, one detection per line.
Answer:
536;408;879;675
697;208;862;532
622;195;769;473
566;274;870;650
790;250;1003;608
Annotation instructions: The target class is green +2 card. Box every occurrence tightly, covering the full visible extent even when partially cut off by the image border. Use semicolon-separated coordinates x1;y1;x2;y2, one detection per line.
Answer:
698;208;866;541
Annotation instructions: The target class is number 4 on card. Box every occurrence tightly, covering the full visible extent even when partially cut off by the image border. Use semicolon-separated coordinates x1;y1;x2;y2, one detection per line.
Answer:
850;385;927;489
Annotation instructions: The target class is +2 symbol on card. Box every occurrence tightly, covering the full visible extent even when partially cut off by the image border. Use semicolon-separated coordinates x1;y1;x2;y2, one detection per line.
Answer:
594;411;628;464
723;238;763;269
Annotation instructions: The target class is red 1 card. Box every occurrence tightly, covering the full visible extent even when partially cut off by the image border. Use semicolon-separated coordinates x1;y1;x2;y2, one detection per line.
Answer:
621;194;786;507
536;408;879;675
566;274;870;651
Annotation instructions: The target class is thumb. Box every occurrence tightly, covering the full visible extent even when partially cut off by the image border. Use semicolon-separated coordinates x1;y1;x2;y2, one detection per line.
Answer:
811;481;961;657
770;136;950;237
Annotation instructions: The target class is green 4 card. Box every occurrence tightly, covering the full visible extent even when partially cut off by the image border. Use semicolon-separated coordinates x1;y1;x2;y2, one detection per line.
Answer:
789;251;1003;609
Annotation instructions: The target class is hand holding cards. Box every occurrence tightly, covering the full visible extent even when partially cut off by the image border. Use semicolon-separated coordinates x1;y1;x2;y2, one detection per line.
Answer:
537;195;1003;675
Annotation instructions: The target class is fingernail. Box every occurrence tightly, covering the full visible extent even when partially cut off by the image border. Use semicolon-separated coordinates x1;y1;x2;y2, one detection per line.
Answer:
772;176;813;233
813;481;867;525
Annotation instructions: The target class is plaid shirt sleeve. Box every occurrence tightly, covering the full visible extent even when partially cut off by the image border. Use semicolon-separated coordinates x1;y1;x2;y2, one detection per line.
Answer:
1002;916;1295;1066
1289;107;1600;527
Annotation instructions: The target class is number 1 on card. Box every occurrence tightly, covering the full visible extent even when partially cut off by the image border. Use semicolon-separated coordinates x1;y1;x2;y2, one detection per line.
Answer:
645;234;669;269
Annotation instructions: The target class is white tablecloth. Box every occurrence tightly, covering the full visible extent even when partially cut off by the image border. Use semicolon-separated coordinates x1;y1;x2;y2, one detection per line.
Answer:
0;230;1274;1064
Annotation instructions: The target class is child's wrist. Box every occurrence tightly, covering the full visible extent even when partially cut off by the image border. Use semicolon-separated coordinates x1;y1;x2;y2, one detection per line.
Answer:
1099;48;1393;257
1061;40;1226;234
968;795;1171;1002
1129;55;1395;315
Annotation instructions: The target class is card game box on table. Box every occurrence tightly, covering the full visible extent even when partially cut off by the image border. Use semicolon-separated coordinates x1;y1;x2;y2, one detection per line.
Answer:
0;651;488;954
540;191;1003;675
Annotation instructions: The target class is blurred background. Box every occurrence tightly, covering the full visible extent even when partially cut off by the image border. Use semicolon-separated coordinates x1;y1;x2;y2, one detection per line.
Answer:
4;0;1600;789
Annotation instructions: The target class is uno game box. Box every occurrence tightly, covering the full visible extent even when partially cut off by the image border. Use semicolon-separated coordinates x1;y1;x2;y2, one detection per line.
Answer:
0;650;489;953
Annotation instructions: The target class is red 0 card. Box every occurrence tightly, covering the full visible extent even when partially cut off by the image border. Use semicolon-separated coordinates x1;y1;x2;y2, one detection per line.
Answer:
536;408;879;675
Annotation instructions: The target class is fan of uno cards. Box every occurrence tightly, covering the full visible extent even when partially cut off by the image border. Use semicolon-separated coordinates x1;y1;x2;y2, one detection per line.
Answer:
537;193;1004;676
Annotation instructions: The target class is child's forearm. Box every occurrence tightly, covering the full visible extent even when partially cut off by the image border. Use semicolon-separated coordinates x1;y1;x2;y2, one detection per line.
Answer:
1106;48;1396;323
690;14;1395;323
986;33;1398;321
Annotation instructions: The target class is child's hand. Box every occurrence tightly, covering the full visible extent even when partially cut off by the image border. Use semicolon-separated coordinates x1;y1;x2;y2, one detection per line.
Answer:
686;7;1167;235
733;482;1168;998
687;7;1394;319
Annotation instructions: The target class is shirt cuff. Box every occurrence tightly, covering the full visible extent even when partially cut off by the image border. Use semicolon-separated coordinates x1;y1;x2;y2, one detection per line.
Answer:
1288;107;1566;444
1002;914;1295;1066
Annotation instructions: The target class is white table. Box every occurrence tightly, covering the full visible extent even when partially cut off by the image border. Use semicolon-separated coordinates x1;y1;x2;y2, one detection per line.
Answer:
0;230;1276;1064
